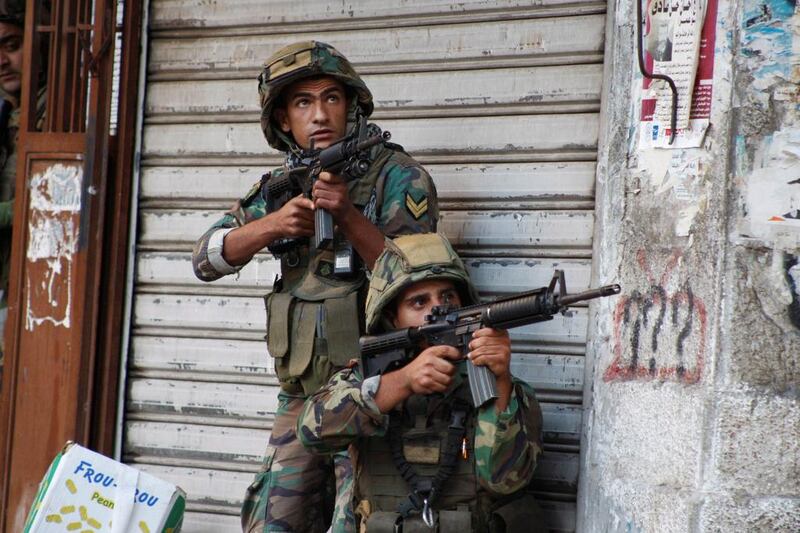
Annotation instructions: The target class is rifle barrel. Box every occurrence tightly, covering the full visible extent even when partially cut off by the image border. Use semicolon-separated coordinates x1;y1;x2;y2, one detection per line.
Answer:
557;284;621;307
355;131;390;152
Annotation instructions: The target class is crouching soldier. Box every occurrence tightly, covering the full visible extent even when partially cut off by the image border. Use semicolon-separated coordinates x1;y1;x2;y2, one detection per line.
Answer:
298;233;546;532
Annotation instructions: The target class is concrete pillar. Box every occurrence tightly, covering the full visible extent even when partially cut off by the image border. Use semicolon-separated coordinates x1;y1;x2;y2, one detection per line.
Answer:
578;0;799;530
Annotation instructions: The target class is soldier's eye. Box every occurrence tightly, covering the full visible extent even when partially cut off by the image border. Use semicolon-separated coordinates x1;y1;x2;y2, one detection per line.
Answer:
412;296;427;308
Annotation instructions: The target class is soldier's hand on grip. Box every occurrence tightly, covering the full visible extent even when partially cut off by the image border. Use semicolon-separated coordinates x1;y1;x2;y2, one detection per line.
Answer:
271;194;315;238
402;345;460;395
312;171;353;221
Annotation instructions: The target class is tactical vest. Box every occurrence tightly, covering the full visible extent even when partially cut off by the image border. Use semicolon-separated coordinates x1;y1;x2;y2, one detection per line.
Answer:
354;369;545;533
264;143;396;396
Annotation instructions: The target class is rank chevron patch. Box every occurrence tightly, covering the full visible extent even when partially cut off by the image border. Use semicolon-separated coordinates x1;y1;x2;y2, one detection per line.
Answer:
405;192;428;220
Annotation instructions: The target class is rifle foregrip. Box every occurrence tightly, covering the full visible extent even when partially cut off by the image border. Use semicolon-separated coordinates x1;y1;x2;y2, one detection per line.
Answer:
467;361;498;408
483;294;548;329
314;208;335;249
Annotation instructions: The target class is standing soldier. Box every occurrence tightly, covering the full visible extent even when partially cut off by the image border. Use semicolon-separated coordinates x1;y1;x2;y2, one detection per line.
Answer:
192;41;439;532
0;0;46;381
298;233;545;532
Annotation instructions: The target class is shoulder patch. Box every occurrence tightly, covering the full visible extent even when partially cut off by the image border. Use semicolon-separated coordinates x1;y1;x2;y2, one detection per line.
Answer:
405;191;429;220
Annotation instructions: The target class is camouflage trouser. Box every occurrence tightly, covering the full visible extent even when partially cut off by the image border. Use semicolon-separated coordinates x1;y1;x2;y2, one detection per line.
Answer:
242;391;356;533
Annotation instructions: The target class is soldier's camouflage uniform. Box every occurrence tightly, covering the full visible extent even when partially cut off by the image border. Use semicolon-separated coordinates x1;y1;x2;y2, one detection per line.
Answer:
298;234;545;532
191;42;438;532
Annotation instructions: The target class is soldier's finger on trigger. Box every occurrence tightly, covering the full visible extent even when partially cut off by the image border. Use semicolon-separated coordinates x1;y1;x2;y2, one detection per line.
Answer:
297;201;315;214
431;369;452;389
439;358;456;375
290;209;313;223
431;357;456;377
424;345;444;357
288;196;313;212
443;345;461;359
423;371;446;389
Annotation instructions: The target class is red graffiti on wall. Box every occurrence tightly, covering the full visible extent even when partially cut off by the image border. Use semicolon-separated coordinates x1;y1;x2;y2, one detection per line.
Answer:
604;249;707;383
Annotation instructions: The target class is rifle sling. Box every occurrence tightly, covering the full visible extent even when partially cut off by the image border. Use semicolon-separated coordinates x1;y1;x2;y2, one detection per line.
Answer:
389;399;470;518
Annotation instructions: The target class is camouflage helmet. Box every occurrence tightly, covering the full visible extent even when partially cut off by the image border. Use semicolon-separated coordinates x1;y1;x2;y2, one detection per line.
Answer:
366;233;480;334
0;0;25;27
257;41;374;152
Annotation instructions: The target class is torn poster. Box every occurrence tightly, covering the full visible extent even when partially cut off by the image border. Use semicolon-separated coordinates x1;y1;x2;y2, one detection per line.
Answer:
639;0;718;149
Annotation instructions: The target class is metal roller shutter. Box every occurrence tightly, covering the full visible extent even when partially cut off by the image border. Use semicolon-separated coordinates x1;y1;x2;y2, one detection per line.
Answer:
126;1;606;530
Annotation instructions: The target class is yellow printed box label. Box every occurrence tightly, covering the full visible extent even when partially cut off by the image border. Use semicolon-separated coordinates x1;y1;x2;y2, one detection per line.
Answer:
23;442;185;533
73;461;161;508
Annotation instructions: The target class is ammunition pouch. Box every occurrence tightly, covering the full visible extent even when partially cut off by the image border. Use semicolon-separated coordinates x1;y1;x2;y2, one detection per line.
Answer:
362;496;541;533
264;255;365;395
489;493;546;533
363;508;472;533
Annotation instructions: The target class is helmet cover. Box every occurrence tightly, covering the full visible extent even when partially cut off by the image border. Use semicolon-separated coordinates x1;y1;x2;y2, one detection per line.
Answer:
257;40;373;152
366;233;480;333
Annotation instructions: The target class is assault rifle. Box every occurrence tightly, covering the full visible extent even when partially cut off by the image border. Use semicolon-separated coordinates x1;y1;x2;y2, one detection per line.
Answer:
264;116;391;254
360;270;621;407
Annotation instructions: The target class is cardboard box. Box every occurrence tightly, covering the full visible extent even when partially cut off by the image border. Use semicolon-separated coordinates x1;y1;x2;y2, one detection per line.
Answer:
23;442;185;533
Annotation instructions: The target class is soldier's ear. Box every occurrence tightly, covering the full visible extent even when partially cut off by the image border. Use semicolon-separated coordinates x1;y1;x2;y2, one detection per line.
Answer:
274;108;291;133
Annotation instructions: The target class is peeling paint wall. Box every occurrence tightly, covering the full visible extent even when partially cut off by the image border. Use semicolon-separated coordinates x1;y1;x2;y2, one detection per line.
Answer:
25;164;83;330
579;0;799;530
725;0;799;433
736;0;800;244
